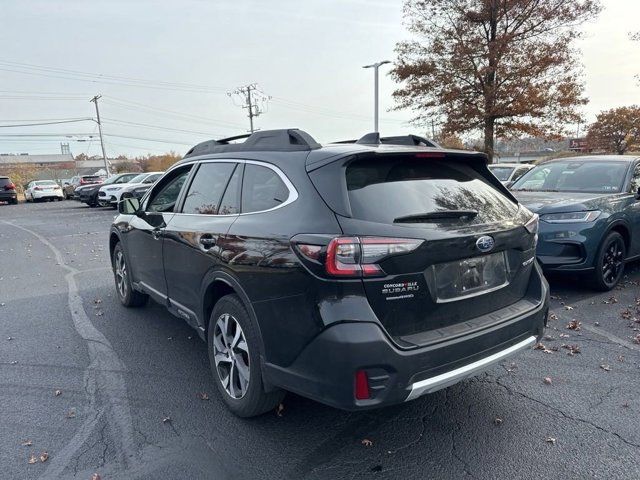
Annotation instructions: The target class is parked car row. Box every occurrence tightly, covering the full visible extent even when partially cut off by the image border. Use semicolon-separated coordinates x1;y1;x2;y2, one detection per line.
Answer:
70;171;163;208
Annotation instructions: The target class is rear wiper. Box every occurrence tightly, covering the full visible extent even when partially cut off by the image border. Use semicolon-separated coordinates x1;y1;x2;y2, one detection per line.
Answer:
393;210;478;223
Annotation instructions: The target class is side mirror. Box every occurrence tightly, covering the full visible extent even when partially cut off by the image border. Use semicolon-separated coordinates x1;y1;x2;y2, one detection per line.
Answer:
119;197;141;215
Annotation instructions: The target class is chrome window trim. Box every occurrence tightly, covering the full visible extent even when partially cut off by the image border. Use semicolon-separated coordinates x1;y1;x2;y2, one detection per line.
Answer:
171;158;299;217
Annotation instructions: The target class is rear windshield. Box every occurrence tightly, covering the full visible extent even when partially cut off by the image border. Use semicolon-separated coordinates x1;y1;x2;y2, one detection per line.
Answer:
488;166;514;181
0;177;11;186
82;176;101;181
36;180;58;185
345;157;518;225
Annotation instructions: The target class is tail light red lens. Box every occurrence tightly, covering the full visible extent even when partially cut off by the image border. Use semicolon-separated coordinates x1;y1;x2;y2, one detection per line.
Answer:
34;186;43;191
354;370;370;400
4;183;15;190
324;236;422;277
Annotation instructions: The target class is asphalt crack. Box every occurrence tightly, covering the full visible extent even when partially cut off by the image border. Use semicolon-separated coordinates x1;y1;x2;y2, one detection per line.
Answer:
485;376;640;450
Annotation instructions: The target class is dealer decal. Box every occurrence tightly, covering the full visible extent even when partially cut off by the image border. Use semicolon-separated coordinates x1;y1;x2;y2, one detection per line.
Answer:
382;281;419;300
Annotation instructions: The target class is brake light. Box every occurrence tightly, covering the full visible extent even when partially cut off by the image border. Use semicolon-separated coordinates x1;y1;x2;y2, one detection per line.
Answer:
34;186;43;191
4;182;15;190
324;236;422;277
355;370;370;400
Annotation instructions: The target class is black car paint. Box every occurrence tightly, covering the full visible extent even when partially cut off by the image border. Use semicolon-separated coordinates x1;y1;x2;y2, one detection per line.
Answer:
110;141;548;410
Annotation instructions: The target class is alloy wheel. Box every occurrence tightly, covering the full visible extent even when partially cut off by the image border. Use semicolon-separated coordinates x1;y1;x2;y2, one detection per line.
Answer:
602;237;624;287
114;250;128;299
212;313;250;399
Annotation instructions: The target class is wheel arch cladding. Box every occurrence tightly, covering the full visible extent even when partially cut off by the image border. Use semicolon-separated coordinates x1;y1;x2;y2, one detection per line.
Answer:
609;223;630;251
109;232;120;262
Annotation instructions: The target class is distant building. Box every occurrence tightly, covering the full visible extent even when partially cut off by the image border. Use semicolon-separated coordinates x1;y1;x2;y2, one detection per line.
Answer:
0;152;141;181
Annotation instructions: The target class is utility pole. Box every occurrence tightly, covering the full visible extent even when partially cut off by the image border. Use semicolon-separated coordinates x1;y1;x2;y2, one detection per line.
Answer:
363;60;391;133
228;84;271;133
90;94;110;176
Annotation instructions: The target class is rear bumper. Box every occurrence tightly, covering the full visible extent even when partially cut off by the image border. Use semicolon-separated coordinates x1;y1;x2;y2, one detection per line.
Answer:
263;277;548;411
0;191;17;201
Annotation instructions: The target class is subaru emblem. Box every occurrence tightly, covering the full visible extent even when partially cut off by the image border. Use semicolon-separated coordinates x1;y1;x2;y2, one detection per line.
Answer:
476;236;495;253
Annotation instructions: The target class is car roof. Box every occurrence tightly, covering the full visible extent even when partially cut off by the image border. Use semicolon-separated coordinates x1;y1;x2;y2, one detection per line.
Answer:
489;163;533;168
539;155;640;165
175;129;488;175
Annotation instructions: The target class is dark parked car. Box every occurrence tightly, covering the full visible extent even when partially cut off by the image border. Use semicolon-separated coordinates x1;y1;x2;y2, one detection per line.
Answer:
78;173;139;207
110;129;548;417
63;174;104;199
511;156;640;290
0;176;18;205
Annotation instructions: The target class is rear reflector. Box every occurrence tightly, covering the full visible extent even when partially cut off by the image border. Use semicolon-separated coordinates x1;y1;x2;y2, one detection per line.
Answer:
355;370;370;400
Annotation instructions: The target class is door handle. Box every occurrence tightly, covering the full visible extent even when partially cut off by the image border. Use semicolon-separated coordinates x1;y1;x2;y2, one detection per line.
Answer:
152;229;163;240
199;235;217;249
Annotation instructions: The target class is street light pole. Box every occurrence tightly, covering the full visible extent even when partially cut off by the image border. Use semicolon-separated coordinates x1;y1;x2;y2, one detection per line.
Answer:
90;94;110;176
363;60;391;133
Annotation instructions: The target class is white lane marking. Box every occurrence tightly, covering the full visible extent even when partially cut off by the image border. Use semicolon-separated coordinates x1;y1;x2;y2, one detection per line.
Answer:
1;220;136;478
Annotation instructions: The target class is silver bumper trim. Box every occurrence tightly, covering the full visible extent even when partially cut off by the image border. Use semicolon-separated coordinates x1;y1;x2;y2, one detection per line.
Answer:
405;335;536;401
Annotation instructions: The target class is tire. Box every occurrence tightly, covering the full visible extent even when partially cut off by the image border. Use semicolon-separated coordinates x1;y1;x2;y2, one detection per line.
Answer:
591;231;626;291
208;294;284;417
10;198;17;205
112;243;148;307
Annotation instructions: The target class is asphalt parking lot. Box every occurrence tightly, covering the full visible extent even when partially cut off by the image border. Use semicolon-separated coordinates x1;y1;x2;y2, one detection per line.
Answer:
1;200;639;480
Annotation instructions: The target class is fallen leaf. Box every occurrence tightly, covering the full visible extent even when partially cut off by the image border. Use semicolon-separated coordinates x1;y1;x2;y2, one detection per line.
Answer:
54;390;61;397
594;322;600;326
559;333;570;338
600;364;611;372
162;416;171;423
21;440;33;446
197;392;210;401
633;334;640;345
621;309;634;320
548;312;558;322
617;355;625;363
494;417;503;426
543;377;553;385
622;402;630;408
564;305;574;311
7;336;13;341
276;403;285;417
91;474;102;480
28;454;37;465
66;410;76;419
561;344;581;356
361;439;373;447
566;320;581;331
39;452;49;463
545;437;556;445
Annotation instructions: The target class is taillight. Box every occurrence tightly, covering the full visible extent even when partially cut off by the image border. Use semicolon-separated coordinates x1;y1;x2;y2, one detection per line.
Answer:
323;236;422;278
354;370;370;400
34;186;43;191
4;182;15;190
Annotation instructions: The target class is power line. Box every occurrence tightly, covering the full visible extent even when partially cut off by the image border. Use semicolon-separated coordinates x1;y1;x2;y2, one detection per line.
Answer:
0;118;94;128
101;96;246;130
101;117;220;137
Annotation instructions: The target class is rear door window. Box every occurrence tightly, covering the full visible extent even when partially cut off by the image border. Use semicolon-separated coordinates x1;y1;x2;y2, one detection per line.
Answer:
241;164;289;213
181;162;236;215
345;157;518;225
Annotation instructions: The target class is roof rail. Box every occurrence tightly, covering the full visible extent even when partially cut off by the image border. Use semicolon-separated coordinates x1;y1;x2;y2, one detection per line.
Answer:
184;128;321;158
331;133;439;148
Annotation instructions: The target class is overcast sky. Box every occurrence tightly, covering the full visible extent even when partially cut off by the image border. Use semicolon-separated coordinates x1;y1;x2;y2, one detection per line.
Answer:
1;0;639;157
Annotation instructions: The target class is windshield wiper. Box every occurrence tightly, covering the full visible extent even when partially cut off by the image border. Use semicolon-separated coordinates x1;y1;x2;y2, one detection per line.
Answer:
394;210;478;223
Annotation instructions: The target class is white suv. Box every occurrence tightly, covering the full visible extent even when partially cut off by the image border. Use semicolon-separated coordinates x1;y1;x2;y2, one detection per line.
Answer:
98;172;163;208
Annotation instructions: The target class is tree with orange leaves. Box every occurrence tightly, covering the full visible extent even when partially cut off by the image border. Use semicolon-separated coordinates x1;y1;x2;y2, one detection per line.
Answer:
391;0;601;161
587;106;640;155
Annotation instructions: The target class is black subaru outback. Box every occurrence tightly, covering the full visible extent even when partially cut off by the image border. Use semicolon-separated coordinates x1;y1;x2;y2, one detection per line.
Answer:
110;129;548;417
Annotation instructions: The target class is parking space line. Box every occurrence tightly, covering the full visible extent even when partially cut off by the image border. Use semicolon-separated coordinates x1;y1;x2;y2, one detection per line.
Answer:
1;220;136;478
